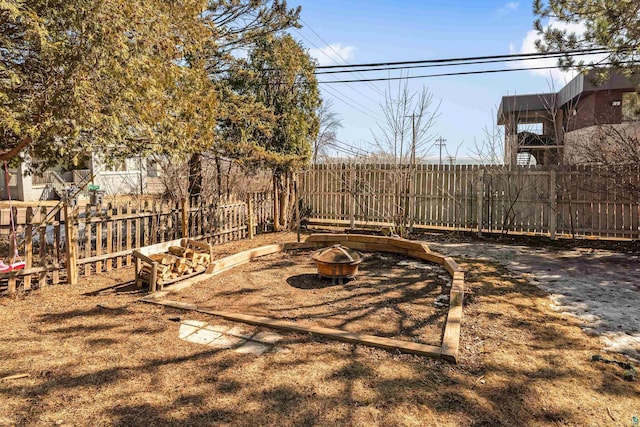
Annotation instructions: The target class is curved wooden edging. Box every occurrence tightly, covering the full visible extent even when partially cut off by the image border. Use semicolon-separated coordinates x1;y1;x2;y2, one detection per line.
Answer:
141;234;464;363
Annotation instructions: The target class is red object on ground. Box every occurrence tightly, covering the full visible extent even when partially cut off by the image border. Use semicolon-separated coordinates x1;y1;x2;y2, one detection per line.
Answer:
0;260;25;273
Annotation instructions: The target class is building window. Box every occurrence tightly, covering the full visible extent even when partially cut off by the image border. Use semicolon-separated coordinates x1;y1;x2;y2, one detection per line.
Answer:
104;159;127;172
622;92;640;122
146;159;159;178
517;152;537;166
517;123;544;135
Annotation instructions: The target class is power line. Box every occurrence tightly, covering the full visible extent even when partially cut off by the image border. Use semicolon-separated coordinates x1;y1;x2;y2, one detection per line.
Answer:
325;142;367;158
293;28;385;121
316;61;628;84
314;48;613;70
314;50;608;75
321;84;385;122
333;139;370;154
299;18;386;97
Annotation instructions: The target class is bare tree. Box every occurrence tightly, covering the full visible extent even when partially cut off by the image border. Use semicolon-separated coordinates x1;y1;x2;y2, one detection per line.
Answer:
472;118;525;234
154;153;273;204
472;106;554;235
373;80;440;163
366;80;441;235
566;124;640;203
472;116;504;166
313;100;342;164
473;91;584;237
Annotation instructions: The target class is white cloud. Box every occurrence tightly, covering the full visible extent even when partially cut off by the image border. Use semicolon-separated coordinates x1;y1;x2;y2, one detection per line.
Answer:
497;2;519;16
510;19;606;87
309;43;355;67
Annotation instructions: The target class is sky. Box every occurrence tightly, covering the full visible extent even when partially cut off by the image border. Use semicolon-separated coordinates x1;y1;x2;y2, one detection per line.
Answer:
291;0;584;162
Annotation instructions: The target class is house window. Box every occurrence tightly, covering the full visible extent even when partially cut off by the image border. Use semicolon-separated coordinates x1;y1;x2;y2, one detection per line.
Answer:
622;92;640;121
146;159;159;178
104;159;127;172
517;123;544;135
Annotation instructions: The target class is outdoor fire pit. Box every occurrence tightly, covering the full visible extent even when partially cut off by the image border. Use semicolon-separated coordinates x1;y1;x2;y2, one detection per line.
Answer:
311;244;362;284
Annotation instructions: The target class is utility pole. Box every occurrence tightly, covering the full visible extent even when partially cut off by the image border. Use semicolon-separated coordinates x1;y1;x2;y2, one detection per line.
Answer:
435;137;447;165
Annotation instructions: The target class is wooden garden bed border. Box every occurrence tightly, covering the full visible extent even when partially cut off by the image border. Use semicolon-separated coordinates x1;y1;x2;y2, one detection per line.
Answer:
140;233;465;363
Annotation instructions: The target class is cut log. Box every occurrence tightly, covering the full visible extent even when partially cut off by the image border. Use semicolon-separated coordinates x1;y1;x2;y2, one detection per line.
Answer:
150;254;168;264
174;263;188;275
168;246;195;259
149;253;179;265
192;253;211;264
169;246;186;257
141;265;172;281
142;263;170;274
135;239;214;290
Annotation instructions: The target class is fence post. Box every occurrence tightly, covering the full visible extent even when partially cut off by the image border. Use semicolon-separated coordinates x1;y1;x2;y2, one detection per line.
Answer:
6;206;19;293
295;180;300;242
273;174;280;231
64;203;78;285
349;166;356;229
549;169;557;240
24;207;33;290
247;195;255;239
181;197;188;238
476;169;484;237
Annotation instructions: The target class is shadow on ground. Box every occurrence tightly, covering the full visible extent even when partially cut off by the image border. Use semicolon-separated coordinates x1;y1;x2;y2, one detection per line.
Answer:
1;244;638;426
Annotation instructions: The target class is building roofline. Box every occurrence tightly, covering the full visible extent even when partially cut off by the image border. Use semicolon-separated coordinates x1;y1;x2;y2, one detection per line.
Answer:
497;68;636;124
497;93;555;125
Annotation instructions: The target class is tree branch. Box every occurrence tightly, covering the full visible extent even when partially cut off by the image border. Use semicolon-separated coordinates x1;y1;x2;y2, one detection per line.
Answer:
0;136;31;162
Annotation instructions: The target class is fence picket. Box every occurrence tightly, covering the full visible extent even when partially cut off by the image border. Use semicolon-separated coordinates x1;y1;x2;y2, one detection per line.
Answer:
1;195;262;292
84;205;92;276
105;204;113;272
298;163;640;240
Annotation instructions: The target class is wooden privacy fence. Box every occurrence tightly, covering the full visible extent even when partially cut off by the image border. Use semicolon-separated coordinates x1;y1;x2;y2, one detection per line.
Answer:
0;192;273;293
298;163;640;239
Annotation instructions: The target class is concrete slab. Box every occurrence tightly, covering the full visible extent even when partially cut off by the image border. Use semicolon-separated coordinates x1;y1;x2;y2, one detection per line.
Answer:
234;340;270;355
177;320;281;355
252;331;283;344
206;324;232;334
181;320;208;329
179;323;223;345
208;334;246;349
225;326;250;339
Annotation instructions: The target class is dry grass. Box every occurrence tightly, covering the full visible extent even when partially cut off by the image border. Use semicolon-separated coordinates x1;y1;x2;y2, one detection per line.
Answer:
0;231;638;426
173;249;450;346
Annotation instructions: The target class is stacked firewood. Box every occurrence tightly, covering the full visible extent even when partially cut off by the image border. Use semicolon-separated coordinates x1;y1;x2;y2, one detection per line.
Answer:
140;246;212;284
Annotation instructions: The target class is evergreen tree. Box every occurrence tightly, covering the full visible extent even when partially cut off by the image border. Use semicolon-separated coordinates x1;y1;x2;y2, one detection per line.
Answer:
533;0;640;76
0;0;216;168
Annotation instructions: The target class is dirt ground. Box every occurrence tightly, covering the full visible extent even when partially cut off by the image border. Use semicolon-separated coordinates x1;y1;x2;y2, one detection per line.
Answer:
172;250;451;346
1;231;639;426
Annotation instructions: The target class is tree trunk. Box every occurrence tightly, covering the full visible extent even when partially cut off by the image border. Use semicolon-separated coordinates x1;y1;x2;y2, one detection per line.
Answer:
214;155;223;199
279;172;290;229
273;172;280;231
225;160;233;198
188;153;202;199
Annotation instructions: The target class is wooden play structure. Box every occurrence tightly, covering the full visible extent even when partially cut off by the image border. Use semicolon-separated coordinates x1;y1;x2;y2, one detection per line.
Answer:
142;233;465;363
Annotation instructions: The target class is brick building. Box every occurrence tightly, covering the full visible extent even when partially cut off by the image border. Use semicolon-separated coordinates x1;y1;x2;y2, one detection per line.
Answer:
498;69;639;165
